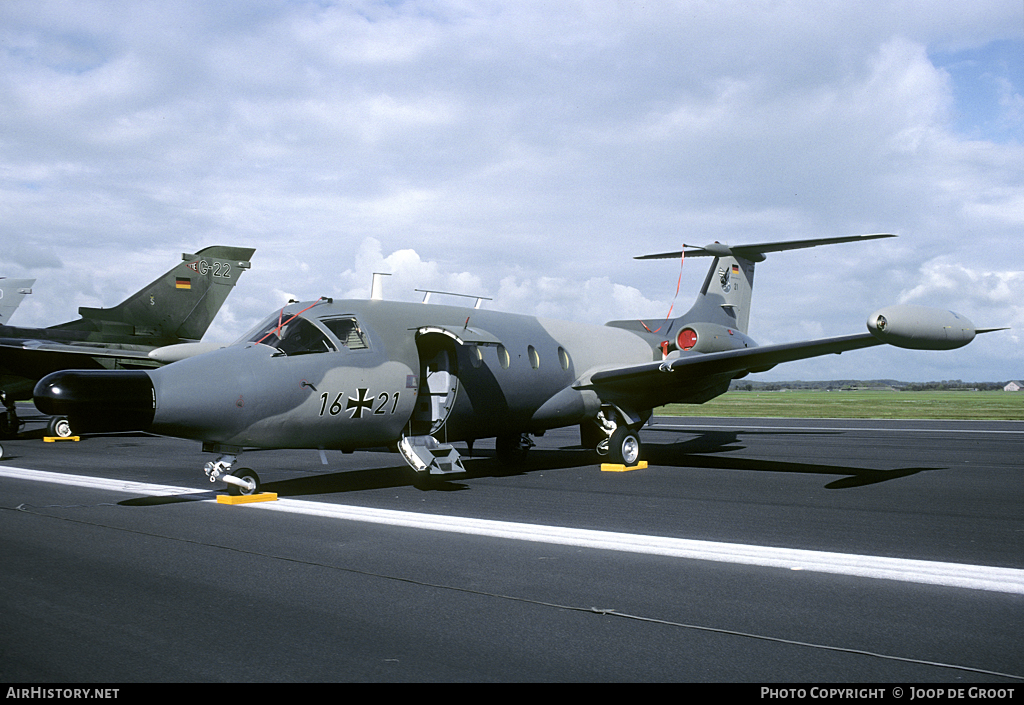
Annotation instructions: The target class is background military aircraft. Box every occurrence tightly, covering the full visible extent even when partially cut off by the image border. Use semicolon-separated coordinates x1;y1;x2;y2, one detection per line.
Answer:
2;246;254;438
0;278;35;325
34;235;1001;495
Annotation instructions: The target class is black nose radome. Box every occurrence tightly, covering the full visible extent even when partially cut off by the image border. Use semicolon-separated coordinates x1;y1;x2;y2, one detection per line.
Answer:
34;370;155;433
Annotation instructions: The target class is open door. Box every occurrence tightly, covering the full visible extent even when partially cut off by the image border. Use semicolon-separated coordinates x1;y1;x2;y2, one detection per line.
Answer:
397;323;501;473
399;335;462;475
413;341;459;436
410;324;502;437
398;325;502;475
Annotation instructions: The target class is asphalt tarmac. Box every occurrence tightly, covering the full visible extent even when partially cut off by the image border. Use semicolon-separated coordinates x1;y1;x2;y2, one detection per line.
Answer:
1;404;1022;683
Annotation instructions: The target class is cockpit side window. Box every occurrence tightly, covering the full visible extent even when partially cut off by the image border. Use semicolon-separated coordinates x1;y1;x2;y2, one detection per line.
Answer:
248;316;336;355
321;317;369;350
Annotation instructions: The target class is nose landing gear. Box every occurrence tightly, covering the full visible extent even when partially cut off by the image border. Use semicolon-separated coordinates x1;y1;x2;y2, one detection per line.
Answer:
204;453;262;496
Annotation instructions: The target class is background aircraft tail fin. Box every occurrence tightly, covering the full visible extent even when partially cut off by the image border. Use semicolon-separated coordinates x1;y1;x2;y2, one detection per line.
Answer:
612;234;895;339
74;246;255;341
0;278;35;325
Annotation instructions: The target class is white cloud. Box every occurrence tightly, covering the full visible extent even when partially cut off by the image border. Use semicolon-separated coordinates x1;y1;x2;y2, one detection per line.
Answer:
1;0;1021;381
899;260;1024;330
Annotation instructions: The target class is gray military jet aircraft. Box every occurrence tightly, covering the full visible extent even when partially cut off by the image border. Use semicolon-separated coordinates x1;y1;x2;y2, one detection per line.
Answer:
2;246;254;438
0;278;35;325
34;235;1000;494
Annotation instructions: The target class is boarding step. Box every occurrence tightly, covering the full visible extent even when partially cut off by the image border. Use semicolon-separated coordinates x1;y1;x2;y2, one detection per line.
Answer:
398;435;466;475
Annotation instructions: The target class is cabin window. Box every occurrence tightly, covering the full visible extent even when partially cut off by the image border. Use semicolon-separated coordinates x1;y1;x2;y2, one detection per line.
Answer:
528;345;540;370
558;347;570;371
321;317;370;350
496;344;510;369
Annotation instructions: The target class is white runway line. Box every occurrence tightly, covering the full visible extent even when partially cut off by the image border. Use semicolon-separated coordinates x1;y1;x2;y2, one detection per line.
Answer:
5;465;1023;595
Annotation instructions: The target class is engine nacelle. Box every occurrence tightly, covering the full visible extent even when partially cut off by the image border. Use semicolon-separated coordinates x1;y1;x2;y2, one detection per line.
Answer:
664;322;756;354
867;305;976;350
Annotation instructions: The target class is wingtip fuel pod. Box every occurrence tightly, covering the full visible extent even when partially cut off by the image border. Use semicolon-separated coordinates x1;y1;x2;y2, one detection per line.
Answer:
867;305;977;350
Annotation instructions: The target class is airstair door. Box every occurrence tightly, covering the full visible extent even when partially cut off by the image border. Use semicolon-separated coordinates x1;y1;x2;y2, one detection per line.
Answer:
413;343;459;436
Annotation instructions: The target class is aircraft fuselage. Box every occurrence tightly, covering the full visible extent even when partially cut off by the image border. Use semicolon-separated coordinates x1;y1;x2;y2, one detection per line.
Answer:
144;298;661;450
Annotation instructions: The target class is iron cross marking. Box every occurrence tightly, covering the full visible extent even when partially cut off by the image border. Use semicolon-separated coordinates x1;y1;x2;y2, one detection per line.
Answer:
346;388;374;419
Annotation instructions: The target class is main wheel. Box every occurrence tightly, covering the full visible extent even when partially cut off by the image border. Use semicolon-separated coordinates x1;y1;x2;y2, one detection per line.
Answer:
495;433;531;464
0;411;20;439
228;467;261;496
608;427;641;466
48;416;73;438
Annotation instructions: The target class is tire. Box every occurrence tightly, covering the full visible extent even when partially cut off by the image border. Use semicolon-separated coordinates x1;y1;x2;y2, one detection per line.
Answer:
0;411;19;439
48;416;73;438
228;467;261;496
495;434;530;464
608;427;641;466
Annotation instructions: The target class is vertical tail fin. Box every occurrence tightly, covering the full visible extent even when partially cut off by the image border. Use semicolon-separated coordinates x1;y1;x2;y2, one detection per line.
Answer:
0;278;35;325
678;250;757;333
74;246;255;341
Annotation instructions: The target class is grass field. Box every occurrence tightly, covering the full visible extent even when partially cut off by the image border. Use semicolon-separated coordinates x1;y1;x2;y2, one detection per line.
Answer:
658;390;1024;420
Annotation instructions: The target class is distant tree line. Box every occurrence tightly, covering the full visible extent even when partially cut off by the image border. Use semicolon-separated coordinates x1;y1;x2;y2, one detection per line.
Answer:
730;380;1011;392
899;381;1008;392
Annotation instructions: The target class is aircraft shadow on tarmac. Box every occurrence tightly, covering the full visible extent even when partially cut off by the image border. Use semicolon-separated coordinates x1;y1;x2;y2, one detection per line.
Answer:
255;447;603;497
641;427;942;489
117;428;940;506
8;407;937;500
117;447;602;504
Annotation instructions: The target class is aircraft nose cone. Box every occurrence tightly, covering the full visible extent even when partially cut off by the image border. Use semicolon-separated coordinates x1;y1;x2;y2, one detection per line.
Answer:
34;370;155;433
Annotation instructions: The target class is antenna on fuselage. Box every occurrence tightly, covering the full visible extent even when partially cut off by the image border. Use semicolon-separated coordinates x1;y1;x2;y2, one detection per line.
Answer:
371;272;391;301
415;289;493;309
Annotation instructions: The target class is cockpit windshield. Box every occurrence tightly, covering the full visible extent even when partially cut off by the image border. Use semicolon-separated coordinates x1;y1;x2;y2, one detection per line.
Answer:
247;315;336;356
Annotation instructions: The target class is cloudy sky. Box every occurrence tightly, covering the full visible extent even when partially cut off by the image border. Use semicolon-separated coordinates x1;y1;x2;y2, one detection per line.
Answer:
2;0;1021;382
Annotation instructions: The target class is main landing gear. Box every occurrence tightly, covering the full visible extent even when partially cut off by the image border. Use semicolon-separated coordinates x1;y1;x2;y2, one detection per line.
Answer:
588;409;645;466
0;392;23;440
495;433;534;464
204;453;262;496
604;426;642;466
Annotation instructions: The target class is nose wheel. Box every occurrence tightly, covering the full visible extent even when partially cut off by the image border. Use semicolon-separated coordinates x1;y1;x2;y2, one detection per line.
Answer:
204;453;262;495
226;468;261;496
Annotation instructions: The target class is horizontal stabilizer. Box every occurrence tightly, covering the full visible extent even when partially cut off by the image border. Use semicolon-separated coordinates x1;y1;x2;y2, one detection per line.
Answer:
636;233;896;262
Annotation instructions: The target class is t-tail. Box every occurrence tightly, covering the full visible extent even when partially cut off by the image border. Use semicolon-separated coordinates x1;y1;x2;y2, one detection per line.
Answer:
608;234;895;348
52;246;255;342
